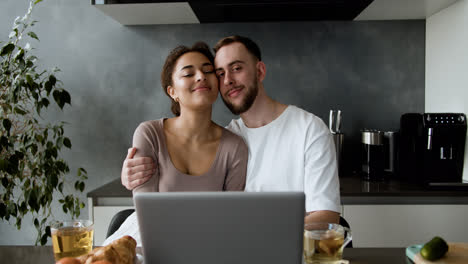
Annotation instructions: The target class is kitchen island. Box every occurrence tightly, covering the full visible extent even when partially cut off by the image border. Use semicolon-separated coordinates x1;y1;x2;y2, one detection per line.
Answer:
88;176;468;247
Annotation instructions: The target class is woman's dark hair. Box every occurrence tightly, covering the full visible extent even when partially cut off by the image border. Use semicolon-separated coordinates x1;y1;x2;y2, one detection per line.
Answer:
213;35;261;61
161;42;214;116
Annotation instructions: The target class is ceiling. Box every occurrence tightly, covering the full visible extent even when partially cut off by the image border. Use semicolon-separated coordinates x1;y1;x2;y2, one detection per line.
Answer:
355;0;459;20
189;0;374;23
91;0;460;25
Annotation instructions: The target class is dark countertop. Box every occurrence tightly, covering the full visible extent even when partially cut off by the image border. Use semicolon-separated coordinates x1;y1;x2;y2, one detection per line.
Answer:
340;175;468;204
0;246;410;264
88;178;131;198
88;176;468;205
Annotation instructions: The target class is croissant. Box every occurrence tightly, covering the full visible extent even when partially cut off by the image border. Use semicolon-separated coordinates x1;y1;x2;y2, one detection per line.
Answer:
77;235;136;264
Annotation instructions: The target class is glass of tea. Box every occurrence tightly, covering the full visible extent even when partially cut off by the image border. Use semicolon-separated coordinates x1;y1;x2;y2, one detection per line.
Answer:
303;223;352;264
51;219;94;261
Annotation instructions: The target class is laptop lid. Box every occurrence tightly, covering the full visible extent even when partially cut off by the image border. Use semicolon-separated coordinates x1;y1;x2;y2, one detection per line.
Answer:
134;192;305;264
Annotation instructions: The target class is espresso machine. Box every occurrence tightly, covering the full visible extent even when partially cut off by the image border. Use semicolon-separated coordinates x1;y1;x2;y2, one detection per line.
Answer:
399;113;467;185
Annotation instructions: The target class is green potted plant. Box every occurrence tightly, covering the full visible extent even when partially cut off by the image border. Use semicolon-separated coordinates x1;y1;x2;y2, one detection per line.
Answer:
0;0;87;245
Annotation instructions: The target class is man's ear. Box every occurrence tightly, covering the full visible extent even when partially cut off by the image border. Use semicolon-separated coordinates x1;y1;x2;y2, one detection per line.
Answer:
256;61;266;82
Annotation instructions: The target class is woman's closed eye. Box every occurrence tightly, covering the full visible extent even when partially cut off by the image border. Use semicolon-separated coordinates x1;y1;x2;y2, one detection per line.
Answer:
183;70;214;77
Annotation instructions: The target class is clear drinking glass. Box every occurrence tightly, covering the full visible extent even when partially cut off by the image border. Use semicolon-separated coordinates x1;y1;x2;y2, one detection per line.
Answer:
51;219;94;261
303;223;352;264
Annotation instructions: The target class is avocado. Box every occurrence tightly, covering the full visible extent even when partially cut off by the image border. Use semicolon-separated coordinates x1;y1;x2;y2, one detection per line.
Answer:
420;236;449;261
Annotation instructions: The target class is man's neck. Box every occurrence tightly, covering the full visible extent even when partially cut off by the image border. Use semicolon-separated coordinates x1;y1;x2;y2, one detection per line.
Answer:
240;87;288;128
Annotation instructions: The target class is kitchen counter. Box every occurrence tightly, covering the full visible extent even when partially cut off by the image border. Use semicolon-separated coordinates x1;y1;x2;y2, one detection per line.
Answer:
87;176;468;247
88;176;468;206
339;175;468;204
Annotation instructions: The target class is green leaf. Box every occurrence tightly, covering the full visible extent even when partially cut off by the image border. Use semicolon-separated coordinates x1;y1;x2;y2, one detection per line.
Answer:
44;80;52;95
56;160;67;171
7;155;19;174
27;32;39;41
61;90;71;106
79;182;85;192
0;136;10;150
26;59;34;68
16;217;22;230
51;174;58;188
63;137;71;148
31;144;37;155
8;154;19;167
1;175;8;187
24;179;30;188
40;233;48;245
34;0;43;5
14;107;27;115
35;134;43;143
62;204;68;213
8;203;17;217
58;182;63;193
2;104;13;114
40;195;47;207
3;119;12;133
19;202;27;215
34;218;39;229
32;90;39;101
36;102;42;115
49;75;56;86
0;43;15;56
78;168;87;176
51;147;57;158
15;151;24;160
41;98;49;107
74;181;79;191
28;191;37;210
26;74;34;86
52;90;64;109
0;203;6;218
14;48;24;61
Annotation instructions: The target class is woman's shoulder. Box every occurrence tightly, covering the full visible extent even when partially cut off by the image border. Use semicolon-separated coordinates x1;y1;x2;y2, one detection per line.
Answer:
136;119;163;131
134;119;166;138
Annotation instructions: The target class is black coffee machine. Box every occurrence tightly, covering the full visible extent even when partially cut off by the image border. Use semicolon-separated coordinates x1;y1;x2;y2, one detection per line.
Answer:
399;113;467;184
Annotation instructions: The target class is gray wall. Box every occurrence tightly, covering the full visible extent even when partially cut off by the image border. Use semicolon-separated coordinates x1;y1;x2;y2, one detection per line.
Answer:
0;0;424;244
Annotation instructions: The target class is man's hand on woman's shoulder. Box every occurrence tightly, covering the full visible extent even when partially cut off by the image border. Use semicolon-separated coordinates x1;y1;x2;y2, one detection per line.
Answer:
121;147;156;190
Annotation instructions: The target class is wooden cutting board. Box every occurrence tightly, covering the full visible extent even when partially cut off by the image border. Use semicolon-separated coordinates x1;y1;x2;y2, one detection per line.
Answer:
413;243;468;264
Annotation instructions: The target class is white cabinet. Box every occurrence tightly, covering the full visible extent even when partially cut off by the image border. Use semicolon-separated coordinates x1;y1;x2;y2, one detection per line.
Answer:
343;205;468;247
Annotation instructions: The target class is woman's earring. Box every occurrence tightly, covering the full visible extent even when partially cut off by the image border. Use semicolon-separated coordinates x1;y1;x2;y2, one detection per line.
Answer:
174;97;179;103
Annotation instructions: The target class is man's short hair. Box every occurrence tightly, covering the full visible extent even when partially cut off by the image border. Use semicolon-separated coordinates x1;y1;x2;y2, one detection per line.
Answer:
213;35;262;61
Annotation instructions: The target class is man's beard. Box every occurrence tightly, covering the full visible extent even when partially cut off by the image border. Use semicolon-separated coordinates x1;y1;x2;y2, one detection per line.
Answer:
222;79;259;115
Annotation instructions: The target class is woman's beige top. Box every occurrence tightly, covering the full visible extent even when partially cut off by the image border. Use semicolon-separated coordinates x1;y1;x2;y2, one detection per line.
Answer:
133;119;248;193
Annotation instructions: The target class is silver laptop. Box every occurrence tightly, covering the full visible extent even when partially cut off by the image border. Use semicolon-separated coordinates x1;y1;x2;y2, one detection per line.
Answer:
134;192;305;264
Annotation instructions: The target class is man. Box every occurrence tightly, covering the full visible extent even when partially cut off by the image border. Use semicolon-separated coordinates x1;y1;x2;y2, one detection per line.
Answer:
121;36;340;224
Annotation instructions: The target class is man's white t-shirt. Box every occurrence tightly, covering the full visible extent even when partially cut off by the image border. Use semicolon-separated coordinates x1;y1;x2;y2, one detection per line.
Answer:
227;105;341;213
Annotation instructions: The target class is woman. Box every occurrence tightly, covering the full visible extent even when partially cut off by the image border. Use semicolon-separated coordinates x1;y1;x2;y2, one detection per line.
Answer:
104;42;248;246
